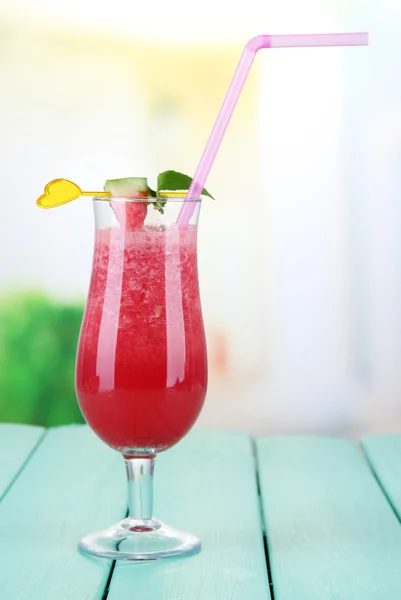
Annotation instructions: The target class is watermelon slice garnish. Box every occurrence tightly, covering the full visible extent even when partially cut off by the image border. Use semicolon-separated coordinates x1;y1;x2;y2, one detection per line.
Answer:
104;177;149;231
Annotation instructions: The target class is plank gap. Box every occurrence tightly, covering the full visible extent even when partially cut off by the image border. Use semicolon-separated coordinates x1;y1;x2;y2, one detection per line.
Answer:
359;440;401;526
263;534;276;600
0;428;48;503
102;507;129;599
251;438;265;533
102;560;117;600
252;440;274;598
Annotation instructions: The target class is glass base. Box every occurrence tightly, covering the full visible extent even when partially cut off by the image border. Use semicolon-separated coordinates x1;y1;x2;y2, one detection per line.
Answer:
78;517;201;562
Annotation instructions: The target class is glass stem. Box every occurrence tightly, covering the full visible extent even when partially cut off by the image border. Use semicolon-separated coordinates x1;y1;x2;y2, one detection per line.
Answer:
124;457;155;521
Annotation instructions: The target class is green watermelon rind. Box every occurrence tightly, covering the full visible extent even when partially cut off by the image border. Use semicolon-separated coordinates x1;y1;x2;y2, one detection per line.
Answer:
104;177;149;197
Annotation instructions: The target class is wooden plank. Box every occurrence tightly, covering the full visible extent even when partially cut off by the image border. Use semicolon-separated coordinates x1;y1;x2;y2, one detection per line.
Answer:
0;424;45;500
0;425;126;600
256;436;401;600
361;434;401;520
107;429;270;600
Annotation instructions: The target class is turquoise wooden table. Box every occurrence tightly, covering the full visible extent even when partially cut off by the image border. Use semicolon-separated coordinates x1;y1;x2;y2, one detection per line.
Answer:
1;424;401;599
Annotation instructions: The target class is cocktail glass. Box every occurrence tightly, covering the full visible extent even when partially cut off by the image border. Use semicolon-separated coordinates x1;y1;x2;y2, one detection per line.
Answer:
75;196;207;561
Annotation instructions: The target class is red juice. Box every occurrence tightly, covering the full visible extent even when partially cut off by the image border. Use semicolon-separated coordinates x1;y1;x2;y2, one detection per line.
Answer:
76;224;207;454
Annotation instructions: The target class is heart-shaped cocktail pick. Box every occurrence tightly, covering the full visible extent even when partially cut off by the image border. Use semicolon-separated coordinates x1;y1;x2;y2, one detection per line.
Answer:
36;179;111;208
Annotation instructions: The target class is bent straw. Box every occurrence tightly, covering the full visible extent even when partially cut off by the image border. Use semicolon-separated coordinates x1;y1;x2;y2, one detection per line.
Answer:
177;32;368;227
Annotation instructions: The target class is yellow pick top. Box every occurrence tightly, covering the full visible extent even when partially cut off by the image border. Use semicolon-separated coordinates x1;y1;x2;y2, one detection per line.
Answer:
36;179;188;208
36;179;110;208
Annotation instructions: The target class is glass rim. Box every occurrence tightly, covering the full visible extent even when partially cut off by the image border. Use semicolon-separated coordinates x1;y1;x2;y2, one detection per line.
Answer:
93;196;202;203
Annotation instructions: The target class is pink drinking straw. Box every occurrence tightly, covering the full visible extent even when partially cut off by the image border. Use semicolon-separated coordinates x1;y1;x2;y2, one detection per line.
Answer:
177;32;368;228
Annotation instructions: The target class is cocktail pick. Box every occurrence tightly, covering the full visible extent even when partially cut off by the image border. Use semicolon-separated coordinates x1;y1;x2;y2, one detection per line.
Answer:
36;178;186;208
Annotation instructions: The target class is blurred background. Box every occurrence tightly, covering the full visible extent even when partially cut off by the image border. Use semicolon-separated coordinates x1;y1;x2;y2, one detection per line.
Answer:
1;0;400;436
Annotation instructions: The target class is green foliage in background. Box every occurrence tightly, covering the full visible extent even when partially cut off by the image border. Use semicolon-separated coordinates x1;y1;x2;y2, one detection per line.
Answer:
0;293;85;426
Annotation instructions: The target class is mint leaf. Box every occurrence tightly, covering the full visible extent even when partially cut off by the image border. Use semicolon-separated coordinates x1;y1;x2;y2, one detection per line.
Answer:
146;185;165;213
152;199;166;214
157;170;215;199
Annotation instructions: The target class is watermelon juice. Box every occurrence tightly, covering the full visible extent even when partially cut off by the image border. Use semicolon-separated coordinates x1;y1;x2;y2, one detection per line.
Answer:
76;203;207;456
